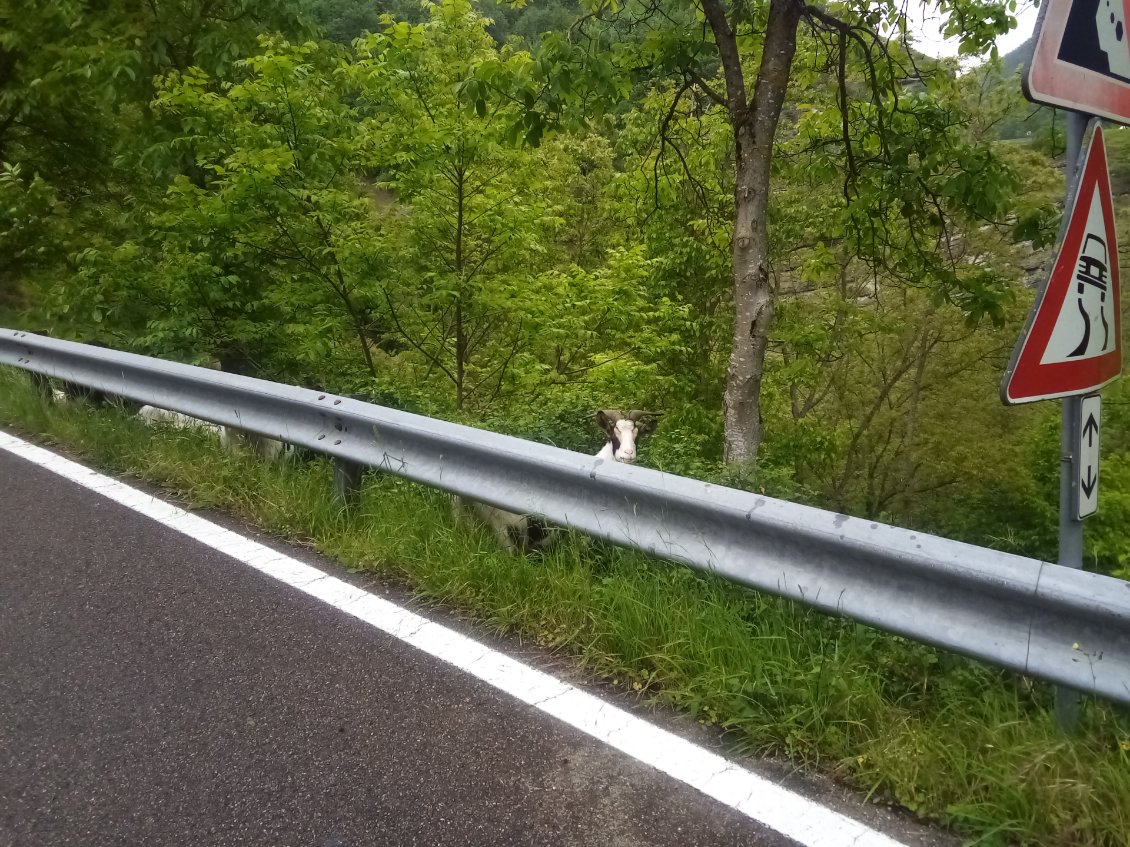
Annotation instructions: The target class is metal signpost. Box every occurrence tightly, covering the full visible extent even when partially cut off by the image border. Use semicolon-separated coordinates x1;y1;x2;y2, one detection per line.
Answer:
1007;0;1129;729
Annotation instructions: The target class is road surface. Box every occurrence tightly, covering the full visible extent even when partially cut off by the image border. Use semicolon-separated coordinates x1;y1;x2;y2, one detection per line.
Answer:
0;433;946;847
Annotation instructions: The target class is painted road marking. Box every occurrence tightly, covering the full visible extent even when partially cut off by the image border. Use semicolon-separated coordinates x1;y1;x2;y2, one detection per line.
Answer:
0;430;907;847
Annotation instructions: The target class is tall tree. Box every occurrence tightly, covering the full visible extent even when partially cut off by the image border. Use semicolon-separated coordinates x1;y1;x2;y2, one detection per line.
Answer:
477;0;1019;464
352;1;561;410
0;0;315;325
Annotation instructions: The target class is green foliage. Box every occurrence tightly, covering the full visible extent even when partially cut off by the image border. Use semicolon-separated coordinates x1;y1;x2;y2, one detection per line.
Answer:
2;0;1120;559
5;1;1130;839
55;37;383;383
5;371;1129;847
311;0;426;43
352;2;559;406
0;0;316;343
0;164;59;280
477;0;581;48
792;66;1021;326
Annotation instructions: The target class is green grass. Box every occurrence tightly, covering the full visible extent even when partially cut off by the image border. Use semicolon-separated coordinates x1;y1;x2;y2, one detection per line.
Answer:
2;367;1129;846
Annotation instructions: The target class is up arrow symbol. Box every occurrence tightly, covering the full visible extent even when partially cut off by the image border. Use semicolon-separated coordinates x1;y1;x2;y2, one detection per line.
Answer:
1083;413;1100;448
1081;465;1098;499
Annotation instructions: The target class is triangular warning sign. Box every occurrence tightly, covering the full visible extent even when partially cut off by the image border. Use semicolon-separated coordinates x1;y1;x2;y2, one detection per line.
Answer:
1002;122;1123;404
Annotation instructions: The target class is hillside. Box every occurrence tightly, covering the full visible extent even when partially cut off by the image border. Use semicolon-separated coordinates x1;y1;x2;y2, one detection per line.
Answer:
999;33;1034;77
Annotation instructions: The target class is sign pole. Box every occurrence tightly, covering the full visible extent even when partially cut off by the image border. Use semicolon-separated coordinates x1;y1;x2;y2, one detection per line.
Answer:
1054;111;1089;732
1056;396;1083;729
1016;0;1126;731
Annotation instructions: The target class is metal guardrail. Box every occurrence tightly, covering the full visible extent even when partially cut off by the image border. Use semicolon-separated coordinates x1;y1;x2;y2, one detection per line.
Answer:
3;329;1130;705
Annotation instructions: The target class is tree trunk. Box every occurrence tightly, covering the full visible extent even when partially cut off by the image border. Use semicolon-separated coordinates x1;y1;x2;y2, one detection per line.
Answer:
723;123;774;465
719;0;802;466
454;163;466;411
455;298;466;410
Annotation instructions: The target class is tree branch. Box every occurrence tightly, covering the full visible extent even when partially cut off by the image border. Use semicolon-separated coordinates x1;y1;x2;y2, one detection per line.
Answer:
699;0;747;112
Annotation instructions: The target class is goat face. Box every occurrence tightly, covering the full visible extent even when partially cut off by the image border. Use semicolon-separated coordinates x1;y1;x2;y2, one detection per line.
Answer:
596;409;660;464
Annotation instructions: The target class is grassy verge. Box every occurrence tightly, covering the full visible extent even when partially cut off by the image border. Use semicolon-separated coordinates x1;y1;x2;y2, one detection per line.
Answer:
2;367;1128;846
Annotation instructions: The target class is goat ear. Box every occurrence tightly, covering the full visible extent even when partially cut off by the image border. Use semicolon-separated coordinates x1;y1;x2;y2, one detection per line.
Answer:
596;409;622;435
628;410;662;435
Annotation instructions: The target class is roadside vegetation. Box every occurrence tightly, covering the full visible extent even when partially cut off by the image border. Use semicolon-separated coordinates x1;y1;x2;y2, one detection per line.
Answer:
5;0;1130;579
5;0;1130;842
2;370;1128;846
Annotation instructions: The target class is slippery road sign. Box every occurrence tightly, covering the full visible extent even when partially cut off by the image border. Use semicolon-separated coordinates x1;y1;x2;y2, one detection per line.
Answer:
1025;0;1130;124
1002;122;1123;404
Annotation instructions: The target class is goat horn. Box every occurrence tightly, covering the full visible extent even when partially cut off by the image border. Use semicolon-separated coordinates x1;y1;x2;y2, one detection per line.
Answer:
628;410;662;421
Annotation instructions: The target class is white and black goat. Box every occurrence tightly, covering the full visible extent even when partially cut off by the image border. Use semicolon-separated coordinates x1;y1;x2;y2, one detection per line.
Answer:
593;408;659;464
455;409;660;553
136;405;291;462
137;405;223;435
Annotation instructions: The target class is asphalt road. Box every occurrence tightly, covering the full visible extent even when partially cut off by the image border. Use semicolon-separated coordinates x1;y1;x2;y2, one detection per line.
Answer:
0;436;959;847
0;444;813;847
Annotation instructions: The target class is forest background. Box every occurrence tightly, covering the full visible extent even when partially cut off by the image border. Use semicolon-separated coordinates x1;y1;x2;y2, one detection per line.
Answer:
1;0;1128;577
6;2;1130;843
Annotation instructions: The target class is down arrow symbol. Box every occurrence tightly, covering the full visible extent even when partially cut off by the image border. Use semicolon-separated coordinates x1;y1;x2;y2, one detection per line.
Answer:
1083;413;1100;448
1081;465;1098;499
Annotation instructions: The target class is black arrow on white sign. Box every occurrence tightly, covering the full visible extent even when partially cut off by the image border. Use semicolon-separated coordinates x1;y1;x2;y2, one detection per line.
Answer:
1081;465;1098;499
1076;395;1102;519
1083;412;1099;448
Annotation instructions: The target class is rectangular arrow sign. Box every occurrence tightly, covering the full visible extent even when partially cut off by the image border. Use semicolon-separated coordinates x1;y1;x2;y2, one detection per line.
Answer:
1077;394;1101;519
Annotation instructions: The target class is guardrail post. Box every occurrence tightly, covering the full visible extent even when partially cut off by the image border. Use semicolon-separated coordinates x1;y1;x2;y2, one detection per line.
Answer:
331;392;373;508
334;458;365;508
28;372;52;400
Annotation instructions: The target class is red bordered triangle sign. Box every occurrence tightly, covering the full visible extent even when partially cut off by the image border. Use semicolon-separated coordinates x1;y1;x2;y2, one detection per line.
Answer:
1024;0;1130;126
1002;122;1123;404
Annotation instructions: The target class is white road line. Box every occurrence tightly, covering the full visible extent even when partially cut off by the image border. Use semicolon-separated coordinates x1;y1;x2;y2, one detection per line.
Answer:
0;430;908;847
